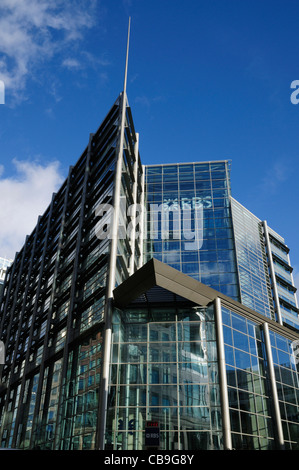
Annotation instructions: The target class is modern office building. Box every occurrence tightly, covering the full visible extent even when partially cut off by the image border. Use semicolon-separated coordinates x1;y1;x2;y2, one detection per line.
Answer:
0;90;143;450
144;164;299;330
0;86;299;449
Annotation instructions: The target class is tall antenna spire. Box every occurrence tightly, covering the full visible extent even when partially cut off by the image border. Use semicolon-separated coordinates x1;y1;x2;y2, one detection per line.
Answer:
98;18;132;451
123;16;131;96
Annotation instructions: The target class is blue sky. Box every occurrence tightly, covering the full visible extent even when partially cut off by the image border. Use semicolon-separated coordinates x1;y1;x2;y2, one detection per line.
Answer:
0;0;299;289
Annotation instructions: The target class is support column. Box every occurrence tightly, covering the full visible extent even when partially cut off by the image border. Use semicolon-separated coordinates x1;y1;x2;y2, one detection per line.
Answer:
262;322;285;449
138;165;145;269
97;21;131;450
214;297;232;450
98;18;136;451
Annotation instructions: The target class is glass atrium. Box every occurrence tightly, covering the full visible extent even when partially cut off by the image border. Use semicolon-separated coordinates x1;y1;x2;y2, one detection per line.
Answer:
108;260;299;450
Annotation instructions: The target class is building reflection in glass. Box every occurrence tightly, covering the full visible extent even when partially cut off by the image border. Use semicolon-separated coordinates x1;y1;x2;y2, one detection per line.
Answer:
107;304;223;450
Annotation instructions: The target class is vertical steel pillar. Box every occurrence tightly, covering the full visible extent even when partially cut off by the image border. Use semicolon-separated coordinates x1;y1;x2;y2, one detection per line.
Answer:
262;322;285;449
138;165;145;269
97;19;131;450
214;297;232;450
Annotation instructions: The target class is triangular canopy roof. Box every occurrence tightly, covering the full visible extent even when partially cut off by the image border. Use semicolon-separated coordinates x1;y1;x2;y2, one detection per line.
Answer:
113;258;222;308
112;258;299;342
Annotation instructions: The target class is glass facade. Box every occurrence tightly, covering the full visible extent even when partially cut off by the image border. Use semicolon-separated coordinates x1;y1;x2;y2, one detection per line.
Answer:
230;199;275;319
0;332;102;450
222;306;275;449
267;229;299;329
107;302;223;450
231;198;299;330
270;331;299;449
106;270;299;451
145;162;240;300
221;304;299;450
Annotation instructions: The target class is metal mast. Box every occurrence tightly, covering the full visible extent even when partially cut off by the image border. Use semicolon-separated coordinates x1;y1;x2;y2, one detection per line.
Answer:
97;17;132;450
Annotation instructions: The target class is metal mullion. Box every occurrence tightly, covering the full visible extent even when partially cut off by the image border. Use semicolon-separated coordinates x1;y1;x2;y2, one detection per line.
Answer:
53;135;93;449
0;259;17;346
11;218;45;447
175;316;180;450
214;297;232;450
129;132;139;276
93;103;119;151
138;166;145;269
146;322;150;421
262;322;285;449
35;360;55;447
0;253;26;357
111;339;120;450
0;240;28;445
12;193;56;448
97;92;125;450
27;188;72;452
262;221;283;325
28;167;74;449
125;120;135;157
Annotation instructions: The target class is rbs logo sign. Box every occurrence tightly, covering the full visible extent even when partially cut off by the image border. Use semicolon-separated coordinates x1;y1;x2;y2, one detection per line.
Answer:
290;80;299;105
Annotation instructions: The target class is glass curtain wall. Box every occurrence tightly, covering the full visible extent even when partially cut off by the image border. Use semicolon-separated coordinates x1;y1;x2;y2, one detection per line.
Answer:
107;284;299;451
230;198;275;319
145;161;239;300
221;304;299;450
267;230;299;330
269;331;299;449
221;305;275;449
107;302;222;450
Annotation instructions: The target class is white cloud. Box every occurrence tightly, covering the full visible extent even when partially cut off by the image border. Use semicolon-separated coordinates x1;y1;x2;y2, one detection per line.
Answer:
135;94;166;111
62;58;82;70
260;160;288;195
62;52;111;73
0;159;64;258
135;95;151;109
0;0;98;101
